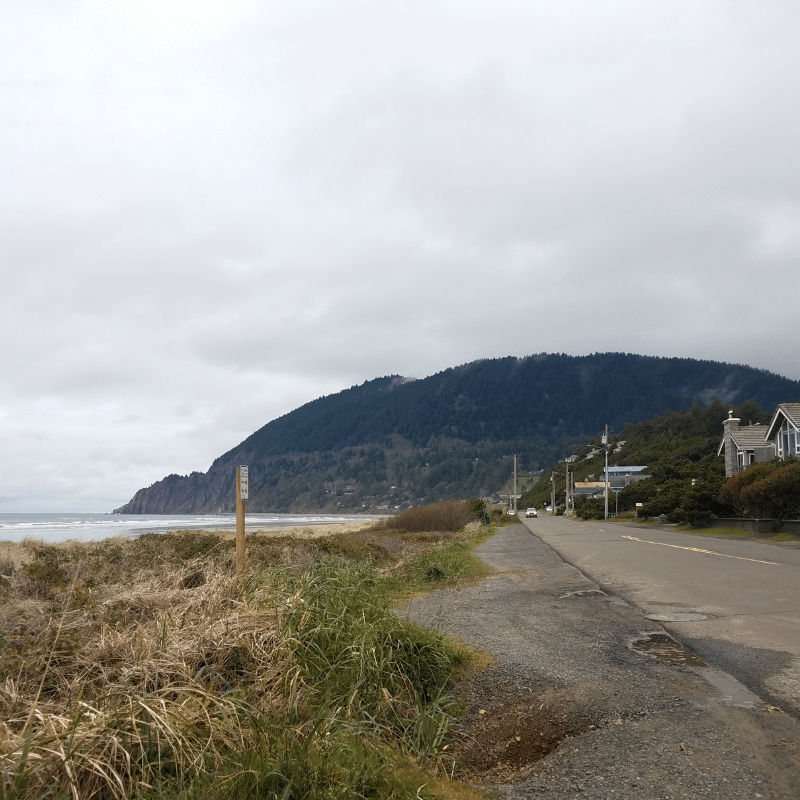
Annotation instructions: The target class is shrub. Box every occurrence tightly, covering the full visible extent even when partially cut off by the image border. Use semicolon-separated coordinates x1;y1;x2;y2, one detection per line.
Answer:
467;498;487;519
381;500;478;532
19;545;69;597
575;498;605;520
740;462;800;528
719;459;800;528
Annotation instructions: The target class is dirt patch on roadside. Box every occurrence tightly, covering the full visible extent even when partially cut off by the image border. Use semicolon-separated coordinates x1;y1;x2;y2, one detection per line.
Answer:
454;686;596;784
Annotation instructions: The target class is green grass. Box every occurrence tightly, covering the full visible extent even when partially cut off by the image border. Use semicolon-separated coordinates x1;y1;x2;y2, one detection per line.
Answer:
766;532;800;543
126;558;467;800
404;540;490;587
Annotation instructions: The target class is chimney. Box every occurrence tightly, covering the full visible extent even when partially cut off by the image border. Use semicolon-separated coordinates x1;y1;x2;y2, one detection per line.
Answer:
722;410;740;478
723;410;740;433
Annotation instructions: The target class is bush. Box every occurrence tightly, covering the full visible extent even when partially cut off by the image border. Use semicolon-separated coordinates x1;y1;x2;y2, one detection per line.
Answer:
719;459;800;528
740;462;800;529
467;498;487;518
20;545;69;597
381;500;478;532
575;498;605;520
685;509;713;527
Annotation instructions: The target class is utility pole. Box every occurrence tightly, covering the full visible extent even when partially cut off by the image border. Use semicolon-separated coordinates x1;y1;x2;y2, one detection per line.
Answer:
513;454;517;514
603;425;609;519
235;465;248;576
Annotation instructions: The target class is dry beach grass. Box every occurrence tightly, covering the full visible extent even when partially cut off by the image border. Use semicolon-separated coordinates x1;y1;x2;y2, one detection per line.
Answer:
0;522;373;567
0;503;490;799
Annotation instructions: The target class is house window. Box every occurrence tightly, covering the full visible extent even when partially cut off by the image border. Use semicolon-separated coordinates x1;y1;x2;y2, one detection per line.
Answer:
779;420;798;459
747;450;755;465
738;452;744;467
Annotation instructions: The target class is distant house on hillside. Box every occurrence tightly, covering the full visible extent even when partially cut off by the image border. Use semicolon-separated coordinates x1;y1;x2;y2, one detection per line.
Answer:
573;481;605;499
718;403;800;477
574;466;650;499
603;466;650;489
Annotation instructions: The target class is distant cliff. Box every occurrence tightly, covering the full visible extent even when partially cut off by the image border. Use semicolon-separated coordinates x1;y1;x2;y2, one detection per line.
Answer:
114;353;800;514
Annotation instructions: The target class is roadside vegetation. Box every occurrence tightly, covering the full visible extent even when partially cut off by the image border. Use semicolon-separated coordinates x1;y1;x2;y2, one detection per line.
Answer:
521;399;800;531
0;501;494;800
521;400;747;524
717;458;800;530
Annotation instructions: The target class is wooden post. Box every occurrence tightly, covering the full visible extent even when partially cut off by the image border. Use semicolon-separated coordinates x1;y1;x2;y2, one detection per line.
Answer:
235;465;248;576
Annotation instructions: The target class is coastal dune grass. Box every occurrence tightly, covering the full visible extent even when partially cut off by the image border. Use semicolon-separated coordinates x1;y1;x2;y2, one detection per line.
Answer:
0;520;486;799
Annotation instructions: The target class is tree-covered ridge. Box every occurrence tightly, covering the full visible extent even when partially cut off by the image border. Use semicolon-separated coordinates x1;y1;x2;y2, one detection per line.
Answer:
115;354;800;514
227;354;799;459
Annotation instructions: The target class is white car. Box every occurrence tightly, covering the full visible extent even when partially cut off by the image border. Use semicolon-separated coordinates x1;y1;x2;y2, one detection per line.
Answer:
525;507;537;518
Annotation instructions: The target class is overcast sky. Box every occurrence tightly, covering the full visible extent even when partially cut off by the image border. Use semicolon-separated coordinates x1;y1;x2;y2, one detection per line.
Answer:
3;0;800;512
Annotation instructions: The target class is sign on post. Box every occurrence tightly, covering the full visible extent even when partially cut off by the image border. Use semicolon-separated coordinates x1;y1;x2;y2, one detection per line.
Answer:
235;465;248;576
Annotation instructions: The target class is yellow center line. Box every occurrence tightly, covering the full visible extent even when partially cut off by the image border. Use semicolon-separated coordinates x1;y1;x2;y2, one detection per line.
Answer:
620;535;780;565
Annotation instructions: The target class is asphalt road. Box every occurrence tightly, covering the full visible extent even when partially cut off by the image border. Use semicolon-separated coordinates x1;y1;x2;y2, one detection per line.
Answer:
523;513;800;714
403;522;800;797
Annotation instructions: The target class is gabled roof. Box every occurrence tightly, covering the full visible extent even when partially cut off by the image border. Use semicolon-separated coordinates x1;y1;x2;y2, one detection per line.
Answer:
717;424;772;456
766;403;800;440
730;425;772;448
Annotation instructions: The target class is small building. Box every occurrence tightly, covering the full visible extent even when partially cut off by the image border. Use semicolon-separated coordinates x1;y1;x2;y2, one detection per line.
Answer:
574;466;650;498
573;481;607;499
602;466;650;490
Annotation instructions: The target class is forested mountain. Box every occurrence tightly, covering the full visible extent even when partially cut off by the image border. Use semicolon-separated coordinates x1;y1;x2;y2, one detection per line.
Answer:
114;353;800;514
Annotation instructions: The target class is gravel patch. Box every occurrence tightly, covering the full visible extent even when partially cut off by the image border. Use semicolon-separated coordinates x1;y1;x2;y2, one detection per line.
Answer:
401;525;800;799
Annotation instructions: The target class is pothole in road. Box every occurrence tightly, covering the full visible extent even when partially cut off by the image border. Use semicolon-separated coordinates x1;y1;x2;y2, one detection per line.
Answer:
561;589;606;599
646;612;709;622
631;633;706;667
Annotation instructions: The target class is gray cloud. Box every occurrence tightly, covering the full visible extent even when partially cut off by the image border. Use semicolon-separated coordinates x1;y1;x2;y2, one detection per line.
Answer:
2;0;800;510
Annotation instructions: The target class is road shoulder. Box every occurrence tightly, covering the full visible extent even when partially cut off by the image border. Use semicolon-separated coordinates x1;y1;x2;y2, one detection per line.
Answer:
402;524;800;799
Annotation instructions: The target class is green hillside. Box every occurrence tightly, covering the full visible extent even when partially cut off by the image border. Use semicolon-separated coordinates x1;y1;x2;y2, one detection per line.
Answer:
519;399;773;523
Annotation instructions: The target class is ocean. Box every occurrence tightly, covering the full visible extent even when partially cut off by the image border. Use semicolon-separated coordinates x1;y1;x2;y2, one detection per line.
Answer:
0;512;384;544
